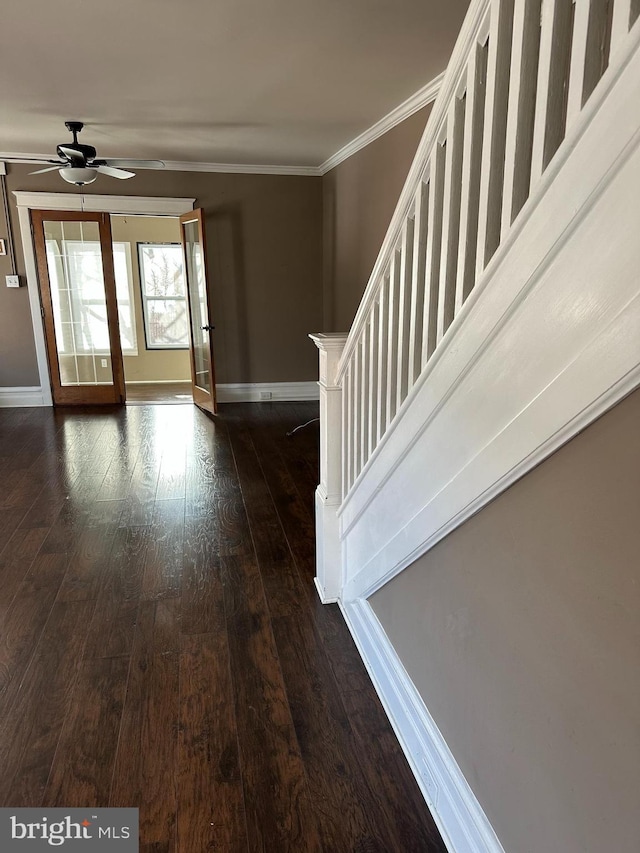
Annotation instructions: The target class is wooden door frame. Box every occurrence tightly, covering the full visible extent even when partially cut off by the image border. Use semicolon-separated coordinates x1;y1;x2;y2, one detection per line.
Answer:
14;192;196;407
32;209;127;405
179;208;218;415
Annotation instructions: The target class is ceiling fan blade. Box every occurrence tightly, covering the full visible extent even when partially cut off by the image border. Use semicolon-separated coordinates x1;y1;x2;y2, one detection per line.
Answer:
94;158;165;170
29;165;65;174
96;165;135;179
57;145;85;166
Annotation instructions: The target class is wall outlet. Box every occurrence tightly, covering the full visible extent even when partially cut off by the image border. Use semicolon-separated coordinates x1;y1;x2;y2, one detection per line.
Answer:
5;275;19;288
101;358;108;368
260;391;273;400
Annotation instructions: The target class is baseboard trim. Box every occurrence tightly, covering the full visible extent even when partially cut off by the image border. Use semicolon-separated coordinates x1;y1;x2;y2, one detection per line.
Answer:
0;386;47;407
216;381;319;403
340;597;505;853
125;380;192;385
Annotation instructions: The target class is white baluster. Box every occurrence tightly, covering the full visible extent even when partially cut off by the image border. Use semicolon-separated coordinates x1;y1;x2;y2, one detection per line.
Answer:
386;248;401;426
342;364;351;500
348;358;356;490
368;301;380;457
610;0;632;55
361;323;371;466
377;272;390;443
397;217;415;407
421;147;446;367
501;0;543;237
530;0;559;187
566;0;593;125
476;0;516;276
455;38;489;315
408;180;430;387
437;94;466;343
352;339;361;479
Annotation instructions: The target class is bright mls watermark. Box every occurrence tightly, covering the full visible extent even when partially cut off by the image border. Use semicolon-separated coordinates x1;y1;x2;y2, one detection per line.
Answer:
0;809;138;850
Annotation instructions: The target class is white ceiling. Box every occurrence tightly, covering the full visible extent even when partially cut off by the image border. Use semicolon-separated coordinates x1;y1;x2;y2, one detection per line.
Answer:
1;0;470;168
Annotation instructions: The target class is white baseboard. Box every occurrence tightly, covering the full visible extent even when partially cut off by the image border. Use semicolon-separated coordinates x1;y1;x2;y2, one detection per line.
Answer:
0;386;47;407
0;382;319;407
341;597;505;853
216;381;319;403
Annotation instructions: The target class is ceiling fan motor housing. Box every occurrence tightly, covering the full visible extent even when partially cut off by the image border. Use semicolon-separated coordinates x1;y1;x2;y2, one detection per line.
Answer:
56;142;97;162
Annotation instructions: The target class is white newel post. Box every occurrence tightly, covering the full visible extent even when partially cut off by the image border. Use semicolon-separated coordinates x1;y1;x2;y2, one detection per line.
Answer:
309;333;348;603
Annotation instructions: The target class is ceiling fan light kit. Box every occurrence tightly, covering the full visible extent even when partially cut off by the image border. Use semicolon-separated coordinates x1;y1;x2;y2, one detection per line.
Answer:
18;121;165;186
59;167;98;186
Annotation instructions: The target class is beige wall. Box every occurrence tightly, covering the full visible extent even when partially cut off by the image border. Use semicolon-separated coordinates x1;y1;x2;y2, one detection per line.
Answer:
0;164;323;388
371;388;640;853
322;105;432;330
110;215;190;383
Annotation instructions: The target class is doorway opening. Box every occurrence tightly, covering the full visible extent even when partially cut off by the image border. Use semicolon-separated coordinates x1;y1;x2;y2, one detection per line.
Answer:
110;214;192;405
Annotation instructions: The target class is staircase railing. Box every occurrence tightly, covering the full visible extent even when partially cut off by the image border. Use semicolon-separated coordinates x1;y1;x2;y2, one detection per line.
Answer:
333;0;639;502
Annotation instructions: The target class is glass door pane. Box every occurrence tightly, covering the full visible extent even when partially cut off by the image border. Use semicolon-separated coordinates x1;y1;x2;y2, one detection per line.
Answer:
184;219;210;392
44;219;115;387
180;209;217;414
33;210;125;406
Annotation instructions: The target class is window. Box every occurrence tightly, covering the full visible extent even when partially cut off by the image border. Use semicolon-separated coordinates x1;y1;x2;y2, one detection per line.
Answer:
45;239;137;356
138;243;189;349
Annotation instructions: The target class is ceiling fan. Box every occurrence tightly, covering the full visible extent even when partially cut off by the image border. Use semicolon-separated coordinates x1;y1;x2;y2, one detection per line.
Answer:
19;121;165;185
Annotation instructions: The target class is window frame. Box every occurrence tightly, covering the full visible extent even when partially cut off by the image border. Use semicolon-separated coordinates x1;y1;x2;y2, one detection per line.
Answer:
137;241;189;351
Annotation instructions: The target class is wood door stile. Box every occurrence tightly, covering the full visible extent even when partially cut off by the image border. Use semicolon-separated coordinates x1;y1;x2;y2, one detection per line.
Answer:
179;209;218;415
31;209;125;406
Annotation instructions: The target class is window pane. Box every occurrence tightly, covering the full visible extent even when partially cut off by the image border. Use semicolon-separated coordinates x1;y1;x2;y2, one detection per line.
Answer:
139;243;189;348
43;222;114;387
140;244;185;298
46;238;137;357
145;298;188;347
113;243;137;354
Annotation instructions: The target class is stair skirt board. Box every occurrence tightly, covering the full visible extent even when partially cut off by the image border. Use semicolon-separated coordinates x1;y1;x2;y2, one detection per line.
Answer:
341;597;505;853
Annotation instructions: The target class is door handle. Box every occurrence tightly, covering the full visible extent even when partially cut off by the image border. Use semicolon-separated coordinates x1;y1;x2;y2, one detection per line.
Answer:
200;325;215;331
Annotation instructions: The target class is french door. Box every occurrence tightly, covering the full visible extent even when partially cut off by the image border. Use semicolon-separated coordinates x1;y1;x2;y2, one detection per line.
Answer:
32;210;125;405
179;209;217;414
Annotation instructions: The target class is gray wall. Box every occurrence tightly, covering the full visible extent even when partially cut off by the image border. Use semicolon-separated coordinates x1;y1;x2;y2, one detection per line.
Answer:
1;105;432;389
322;105;432;330
0;164;323;387
371;388;640;853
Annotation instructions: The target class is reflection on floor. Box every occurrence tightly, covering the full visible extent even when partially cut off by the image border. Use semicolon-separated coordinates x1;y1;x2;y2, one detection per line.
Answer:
126;382;192;405
0;402;446;851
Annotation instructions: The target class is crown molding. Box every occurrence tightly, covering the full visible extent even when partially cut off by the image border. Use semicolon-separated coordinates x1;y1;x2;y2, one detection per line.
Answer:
0;153;321;177
156;160;322;176
0;72;445;181
318;71;445;175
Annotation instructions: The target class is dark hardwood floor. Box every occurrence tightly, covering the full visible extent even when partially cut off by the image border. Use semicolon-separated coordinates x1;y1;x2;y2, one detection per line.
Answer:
126;381;193;404
0;402;446;853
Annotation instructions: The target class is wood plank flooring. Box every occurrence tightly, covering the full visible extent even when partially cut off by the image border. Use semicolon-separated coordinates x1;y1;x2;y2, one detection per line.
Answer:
126;382;193;404
0;402;446;853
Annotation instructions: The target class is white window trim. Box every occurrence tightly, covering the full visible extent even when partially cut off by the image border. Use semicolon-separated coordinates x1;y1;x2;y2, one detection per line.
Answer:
13;192;195;406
